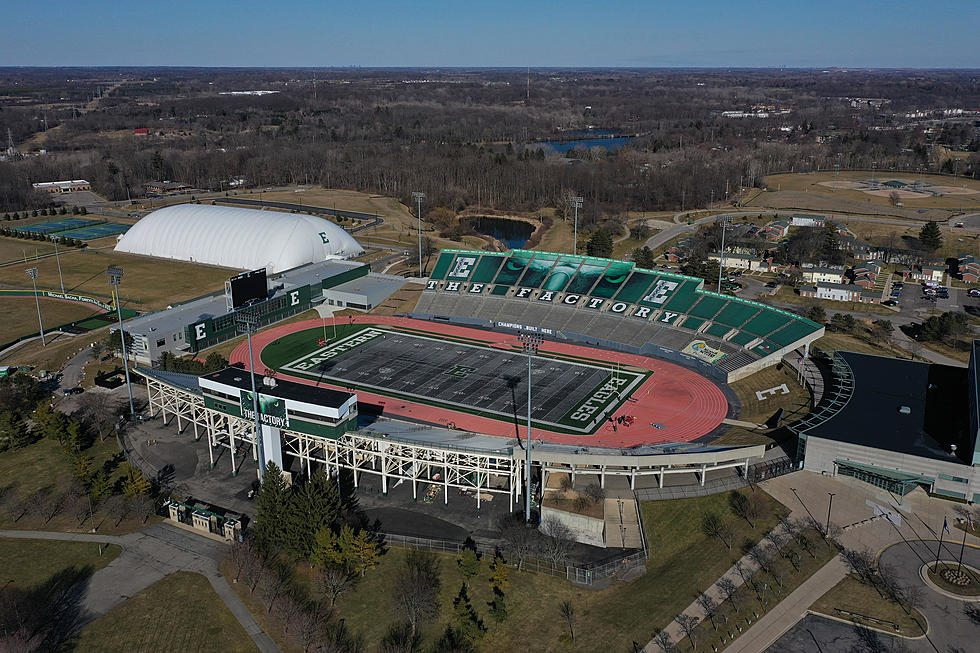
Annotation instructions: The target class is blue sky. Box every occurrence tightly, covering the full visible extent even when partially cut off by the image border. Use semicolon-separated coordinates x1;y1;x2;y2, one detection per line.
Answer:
2;0;978;68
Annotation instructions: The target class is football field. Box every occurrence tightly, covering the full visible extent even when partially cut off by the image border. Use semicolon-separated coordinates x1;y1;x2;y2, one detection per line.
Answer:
261;326;647;434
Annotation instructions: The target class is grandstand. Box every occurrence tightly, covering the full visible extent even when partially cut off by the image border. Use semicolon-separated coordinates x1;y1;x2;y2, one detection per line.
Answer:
415;249;824;381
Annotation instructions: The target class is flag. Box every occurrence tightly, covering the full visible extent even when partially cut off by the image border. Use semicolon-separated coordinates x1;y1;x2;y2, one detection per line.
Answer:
943;517;950;534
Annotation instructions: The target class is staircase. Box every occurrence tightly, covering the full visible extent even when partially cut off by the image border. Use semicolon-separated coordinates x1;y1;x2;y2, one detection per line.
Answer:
604;496;644;549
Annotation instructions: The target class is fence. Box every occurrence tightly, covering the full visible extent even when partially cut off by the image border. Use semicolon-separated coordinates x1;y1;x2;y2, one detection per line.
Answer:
380;532;647;586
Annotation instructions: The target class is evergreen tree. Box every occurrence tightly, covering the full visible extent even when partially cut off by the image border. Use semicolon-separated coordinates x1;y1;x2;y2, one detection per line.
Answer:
457;548;480;581
632;245;655;269
487;552;509;591
254;462;291;551
919;220;943;251
89;470;114;504
79;206;87;215
586;228;614;258
451;584;486;642
431;625;476;653
283;469;341;559
348;528;381;576
487;588;508;623
33;402;68;441
122;465;152;497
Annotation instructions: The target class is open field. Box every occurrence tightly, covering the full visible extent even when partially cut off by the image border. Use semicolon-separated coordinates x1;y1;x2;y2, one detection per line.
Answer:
761;171;980;214
0;235;58;263
0;246;233;310
729;364;811;425
769;285;893;315
811;330;914;359
220;489;786;652
0;328;103;371
1;296;104;343
0;537;121;588
70;572;259;653
810;574;926;637
838;217;980;261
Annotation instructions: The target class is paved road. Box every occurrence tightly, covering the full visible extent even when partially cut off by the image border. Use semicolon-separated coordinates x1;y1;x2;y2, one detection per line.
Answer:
0;525;280;653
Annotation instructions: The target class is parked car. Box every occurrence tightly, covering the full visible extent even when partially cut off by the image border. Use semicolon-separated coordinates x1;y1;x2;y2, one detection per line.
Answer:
882;299;899;307
765;281;778;288
61;387;83;396
956;222;965;228
968;288;980;297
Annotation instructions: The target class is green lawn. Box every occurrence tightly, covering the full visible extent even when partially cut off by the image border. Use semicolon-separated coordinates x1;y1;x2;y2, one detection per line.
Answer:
0;295;104;343
811;574;926;637
324;489;789;652
0;537;120;587
70;572;260;653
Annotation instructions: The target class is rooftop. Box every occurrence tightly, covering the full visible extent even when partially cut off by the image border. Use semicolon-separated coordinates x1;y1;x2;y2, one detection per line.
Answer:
203;367;354;408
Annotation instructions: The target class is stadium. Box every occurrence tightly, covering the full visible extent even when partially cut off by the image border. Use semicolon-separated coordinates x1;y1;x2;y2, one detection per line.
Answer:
127;216;827;546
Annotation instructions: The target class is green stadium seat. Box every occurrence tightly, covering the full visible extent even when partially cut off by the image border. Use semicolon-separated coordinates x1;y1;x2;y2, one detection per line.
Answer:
660;280;701;313
429;252;456;280
688;295;728;320
730;331;758;347
704;323;733;338
471;255;506;283
613;271;658;304
713;301;762;328
742;311;792;338
768;320;821;347
679;316;705;331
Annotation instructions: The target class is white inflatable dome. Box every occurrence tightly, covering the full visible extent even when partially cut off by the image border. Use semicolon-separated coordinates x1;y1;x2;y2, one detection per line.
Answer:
114;204;364;273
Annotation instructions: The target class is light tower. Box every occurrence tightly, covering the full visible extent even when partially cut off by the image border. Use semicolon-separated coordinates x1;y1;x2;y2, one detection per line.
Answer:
412;191;425;275
236;307;266;478
717;216;731;294
517;332;543;522
106;266;135;421
51;235;65;293
25;267;45;346
569;196;583;254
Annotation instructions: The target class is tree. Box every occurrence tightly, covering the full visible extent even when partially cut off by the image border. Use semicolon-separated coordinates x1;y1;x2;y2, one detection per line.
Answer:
888;190;901;206
729;490;765;528
871;319;894;341
451;584;485;642
652;629;673;653
379;622;422;653
121;464;151;498
700;511;734;549
314;564;358;607
391;550;441;637
499;515;536;570
803;304;826;324
32;401;67;442
558;599;577;642
632;245;655;269
695;592;717;630
0;411;31;450
431;625;476;653
283;469;341;560
204;352;228;372
88;470;114;505
918;220;943;251
717;576;741;613
586;228;613;258
487;551;509;591
457;548;480;581
538;517;574;567
829;313;856;333
104;329;135;357
254;462;291;551
675;614;700;651
486;588;508;624
231;535;262;584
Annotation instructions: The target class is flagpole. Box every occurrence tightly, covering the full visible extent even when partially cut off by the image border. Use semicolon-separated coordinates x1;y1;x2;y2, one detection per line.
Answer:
957;524;968;573
933;517;947;573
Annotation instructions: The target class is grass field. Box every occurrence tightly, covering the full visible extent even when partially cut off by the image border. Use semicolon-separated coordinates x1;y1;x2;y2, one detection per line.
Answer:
729;364;811;425
228;489;787;652
0;235;58;263
760;171;980;213
0;328;104;372
0;537;121;587
810;574;926;636
0;295;104;343
811;331;914;360
70;572;260;653
0;246;233;310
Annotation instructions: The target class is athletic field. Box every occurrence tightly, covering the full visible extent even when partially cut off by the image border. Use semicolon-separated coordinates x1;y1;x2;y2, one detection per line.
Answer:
261;325;646;434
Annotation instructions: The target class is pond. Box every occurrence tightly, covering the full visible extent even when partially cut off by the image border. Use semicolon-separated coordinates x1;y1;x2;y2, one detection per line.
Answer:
467;216;534;250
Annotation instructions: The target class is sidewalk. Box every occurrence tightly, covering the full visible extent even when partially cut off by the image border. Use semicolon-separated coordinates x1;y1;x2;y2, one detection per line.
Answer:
723;557;846;653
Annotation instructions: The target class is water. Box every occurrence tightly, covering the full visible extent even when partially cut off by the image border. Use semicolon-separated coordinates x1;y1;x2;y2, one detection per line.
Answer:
468;216;534;249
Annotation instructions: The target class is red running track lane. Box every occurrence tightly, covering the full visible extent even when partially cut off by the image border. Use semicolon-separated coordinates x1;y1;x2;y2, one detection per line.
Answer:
230;316;728;448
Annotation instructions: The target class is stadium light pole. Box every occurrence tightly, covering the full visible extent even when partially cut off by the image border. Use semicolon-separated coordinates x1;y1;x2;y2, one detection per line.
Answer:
236;308;266;479
717;216;730;294
25;267;46;347
106;266;135;421
51;235;65;293
412;191;425;276
569;196;584;255
825;492;836;537
517;332;543;522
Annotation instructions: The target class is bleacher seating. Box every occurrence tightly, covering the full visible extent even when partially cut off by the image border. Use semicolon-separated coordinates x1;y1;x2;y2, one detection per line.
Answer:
418;249;825;378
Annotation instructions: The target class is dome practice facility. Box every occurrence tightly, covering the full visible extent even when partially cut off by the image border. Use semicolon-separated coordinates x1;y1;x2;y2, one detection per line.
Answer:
115;204;364;273
135;248;823;522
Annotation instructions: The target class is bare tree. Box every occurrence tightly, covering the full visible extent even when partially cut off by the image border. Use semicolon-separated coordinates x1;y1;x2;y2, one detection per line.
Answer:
717;577;741;613
559;600;576;642
0;487;28;523
841;548;881;595
695;592;717;630
700;511;734;550
675;614;700;651
259;563;292;615
729;490;766;529
583;482;605;504
539;517;575;567
106;494;131;527
500;515;536;570
314;564;358;607
391;550;441;637
379;621;422;653
652;629;673;653
231;535;262;584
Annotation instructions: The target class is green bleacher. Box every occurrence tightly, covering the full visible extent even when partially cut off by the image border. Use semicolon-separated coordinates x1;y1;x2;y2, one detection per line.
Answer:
429;252;456;280
516;253;557;288
742;310;792;338
768;320;820;347
493;253;533;285
565;263;608;295
613;271;658;304
660;280;702;312
680;316;705;331
731;331;759;347
714;301;762;328
704;323;733;339
492;285;510;296
471;255;506;283
688;295;728;320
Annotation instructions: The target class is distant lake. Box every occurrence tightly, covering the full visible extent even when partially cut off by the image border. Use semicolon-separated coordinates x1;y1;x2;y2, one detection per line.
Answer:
535;129;634;154
468;216;534;249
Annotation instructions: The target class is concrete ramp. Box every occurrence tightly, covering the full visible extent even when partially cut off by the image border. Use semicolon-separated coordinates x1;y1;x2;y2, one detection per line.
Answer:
604;497;643;548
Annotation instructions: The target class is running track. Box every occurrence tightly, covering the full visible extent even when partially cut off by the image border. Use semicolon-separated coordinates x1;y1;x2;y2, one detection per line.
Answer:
230;316;729;448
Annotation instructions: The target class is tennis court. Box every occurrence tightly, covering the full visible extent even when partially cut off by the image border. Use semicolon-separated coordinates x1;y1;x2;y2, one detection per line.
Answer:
14;218;101;235
58;223;130;240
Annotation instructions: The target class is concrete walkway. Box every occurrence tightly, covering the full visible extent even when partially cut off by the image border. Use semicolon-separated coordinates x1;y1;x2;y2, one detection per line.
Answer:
0;524;279;653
